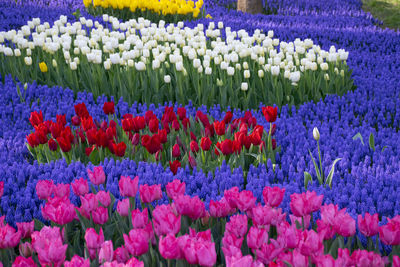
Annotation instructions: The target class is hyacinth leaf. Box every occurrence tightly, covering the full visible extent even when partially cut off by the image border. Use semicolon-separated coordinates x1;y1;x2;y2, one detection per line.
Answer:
352;132;364;145
304;171;313;190
326;158;342;188
369;133;375;152
309;149;322;185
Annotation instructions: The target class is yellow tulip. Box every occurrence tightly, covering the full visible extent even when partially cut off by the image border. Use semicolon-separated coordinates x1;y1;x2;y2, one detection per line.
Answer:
39;62;48;73
205;14;212;19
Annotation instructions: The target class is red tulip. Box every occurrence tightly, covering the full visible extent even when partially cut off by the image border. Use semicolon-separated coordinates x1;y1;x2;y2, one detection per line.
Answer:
213;120;226;136
223;111;233;124
262;106;278;123
177;107;187;120
172;119;180;131
113;142;127;157
190;140;199;153
29;110;43;127
56;136;71;152
172;144;181;158
74;102;90;118
149;118;159;133
102;101;115;115
220;139;234;155
169;160;181;175
26;133;40;148
200;137;212;151
71;115;81;126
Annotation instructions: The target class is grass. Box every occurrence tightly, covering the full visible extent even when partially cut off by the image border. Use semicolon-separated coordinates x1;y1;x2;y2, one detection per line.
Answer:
362;0;400;30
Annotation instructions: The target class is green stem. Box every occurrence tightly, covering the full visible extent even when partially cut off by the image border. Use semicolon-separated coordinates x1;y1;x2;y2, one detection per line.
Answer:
317;140;324;183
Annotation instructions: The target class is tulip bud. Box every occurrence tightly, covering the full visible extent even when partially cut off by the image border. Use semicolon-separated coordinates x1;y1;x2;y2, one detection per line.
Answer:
241;82;248;91
313;127;320;141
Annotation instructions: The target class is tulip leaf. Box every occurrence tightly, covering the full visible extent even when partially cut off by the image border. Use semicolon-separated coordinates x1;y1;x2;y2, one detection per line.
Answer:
325;158;342;188
352;132;364;145
304;171;313;190
309;149;322;185
382;146;388;152
369;133;375;152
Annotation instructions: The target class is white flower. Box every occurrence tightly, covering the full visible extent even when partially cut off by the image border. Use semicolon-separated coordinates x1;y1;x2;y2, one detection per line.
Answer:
70;61;77;70
209;22;215;30
193;59;201;69
205;67;212;75
235;63;241;70
267;30;274;38
241;82;248;91
220;61;228;70
73;47;80;55
4;47;13;56
164;75;171;83
127;59;134;67
24;56;32;66
216;78;223;86
258;69;264;78
244;70;250;79
218;21;223;29
110;53;120;64
14;49;21;57
176;61;184;72
340;70;345;77
135;61;146;71
103;14;109;22
271;66;280;76
52;59;57;67
243;62;249;70
152;59;160;69
320;62;329;71
324;73;330;81
313;127;320;141
177;21;184;28
258;57;265;65
289;71;301;83
227;67;235;76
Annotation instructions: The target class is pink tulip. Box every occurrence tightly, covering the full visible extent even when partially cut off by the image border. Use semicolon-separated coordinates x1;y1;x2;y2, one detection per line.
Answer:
262;186;285;207
87;166;106;186
36;180;54;200
320;204;339;226
222;245;242;258
100;261;125;267
225;255;264;267
351;249;386;267
114;245;130;263
0;181;3;199
379;217;400;245
174;195;206;220
139;184;162;204
41;196;76;225
85;228;104;260
78;193;98;219
92;206;109;225
393;255;400;267
123;228;149;257
313;254;335;267
64;255;90;267
166;179;186;199
336;248;353;266
286;250;309;267
53;183;70;198
289;214;310;229
247;204;277;228
19;242;33;257
358;212;379;237
117;198;130;217
196;241;217;267
71;177;89;196
131;208;149;229
12;256;37;267
276;221;301;249
316;219;335;240
256;239;284;265
225;214;248;238
159;234;181;259
189;228;212;242
31;226;67;267
118;176;139;197
152;204;181;236
246;226;268;249
125;257;144;267
209;197;234;218
99;240;114;263
290;191;323;217
224;187;240;209
16;221;34;239
96;191;111;207
236;190;256;212
298;230;324;257
222;232;244;249
0;224;21;249
332;209;356;237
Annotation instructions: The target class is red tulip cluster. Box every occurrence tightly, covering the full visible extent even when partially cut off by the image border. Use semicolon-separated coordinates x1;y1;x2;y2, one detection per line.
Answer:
1;168;400;266
26;102;280;174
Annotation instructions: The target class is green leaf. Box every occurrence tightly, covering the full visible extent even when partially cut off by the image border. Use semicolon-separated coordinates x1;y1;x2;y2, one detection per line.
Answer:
325;158;342;188
352;132;364;145
308;149;322;185
382;146;388;152
304;171;313;190
369;133;375;152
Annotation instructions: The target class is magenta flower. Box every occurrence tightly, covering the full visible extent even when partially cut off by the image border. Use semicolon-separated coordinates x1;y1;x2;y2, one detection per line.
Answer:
290;191;323;217
196;241;217;267
41;196;76;225
123;228;149;257
393;255;400;267
19;242;33;258
316;219;336;240
236;190;256;212
118;176;139;197
92;206;109;225
298;230;324;257
139;184;162;204
131;208;149;229
12;256;37;267
289;214;310;230
16;221;34;239
320;203;339;225
0;181;3;198
87;166;106;186
248;204;284;227
222;232;244;249
78;193;98;219
256;239;284;265
174;195;206;220
225;255;264;267
126;257;145;266
378;217;400;245
0;224;22;249
223;187;240;209
189;228;212;243
313;254;336;266
358;212;379;237
53;183;70;198
152;204;181;236
71;178;89;196
64;255;90;267
117;199;130;217
276;221;301;249
166;179;186;200
85;228;104;260
351;249;386;266
209;197;233;218
36;180;54;200
225;214;248;238
99;240;114;264
332;209;356;237
262;186;285;207
31;226;67;267
96;191;111;207
246;226;268;250
114;245;130;263
159;234;181;260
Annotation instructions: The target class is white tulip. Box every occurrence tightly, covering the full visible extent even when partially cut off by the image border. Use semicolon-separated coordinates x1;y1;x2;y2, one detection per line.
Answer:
127;59;134;67
193;58;201;69
218;21;223;29
205;67;212;75
4;47;13;56
14;49;21;57
135;61;146;71
271;65;280;76
313;127;320;141
289;71;300;83
175;61;183;72
24;56;32;65
70;61;77;70
227;67;235;76
52;59;57;67
152;59;160;69
324;73;330;81
258;69;264;78
243;62;249;70
164;75;171;83
320;63;329;71
244;70;250;79
241;82;248;91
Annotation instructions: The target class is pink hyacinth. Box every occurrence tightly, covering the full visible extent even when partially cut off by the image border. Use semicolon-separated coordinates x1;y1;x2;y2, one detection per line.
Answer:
139;184;162;204
159;234;181;260
16;221;34;239
225;214;248;238
99;240;114;264
12;256;37;267
236;190;256;212
262;186;285;207
358;212;379;237
152;204;181;236
31;226;67;267
87;166;106;186
71;177;89;196
123;228;149;257
64;255;90;267
36;180;54;200
117;199;130;217
174;195;206;220
166;179;186;199
246;226;268;250
290;191;323;217
118;176;139;197
92;206;109;225
85;228;104;260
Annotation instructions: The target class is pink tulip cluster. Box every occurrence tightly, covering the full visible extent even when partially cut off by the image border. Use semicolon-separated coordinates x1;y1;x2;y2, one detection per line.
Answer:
2;166;400;266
